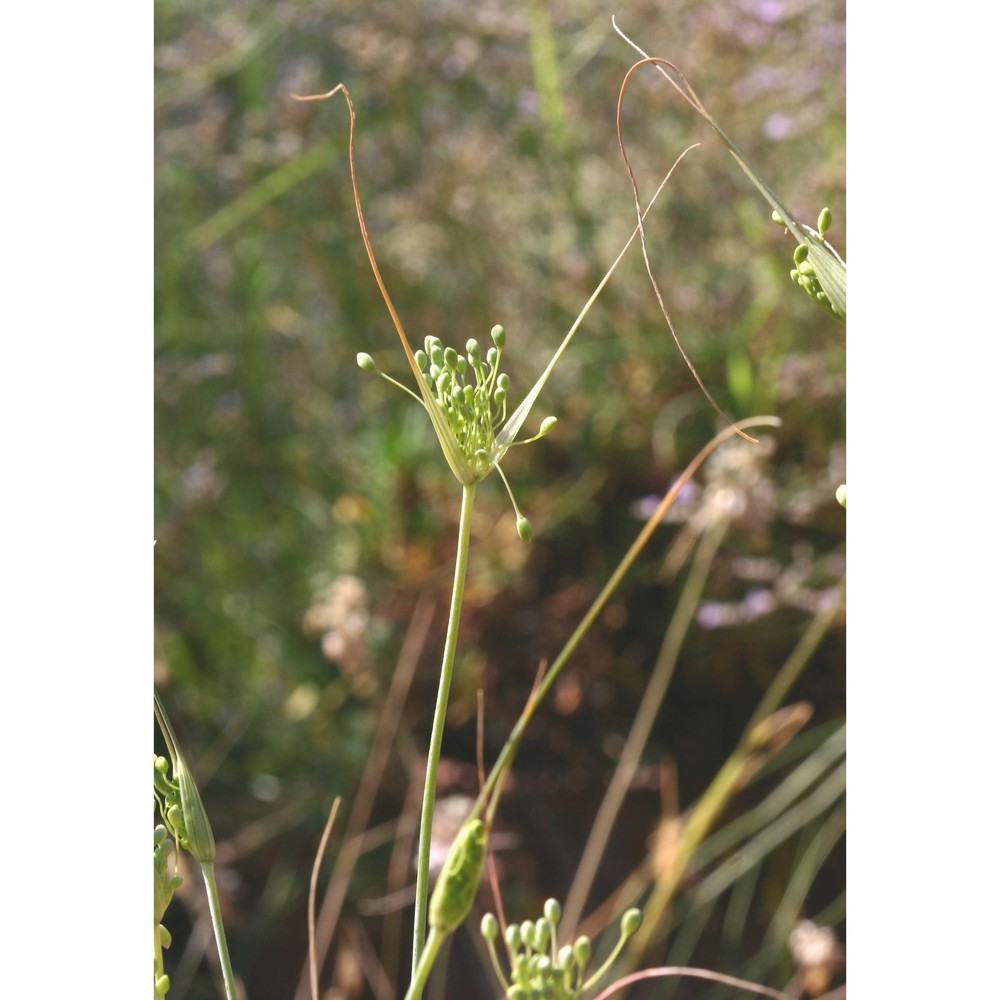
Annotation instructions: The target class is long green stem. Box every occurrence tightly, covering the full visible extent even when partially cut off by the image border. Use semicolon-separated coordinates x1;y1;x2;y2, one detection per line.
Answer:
200;862;238;1000
411;482;477;990
406;928;445;1000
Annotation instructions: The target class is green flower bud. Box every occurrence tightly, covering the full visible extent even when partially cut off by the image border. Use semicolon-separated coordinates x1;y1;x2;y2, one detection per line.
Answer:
534;918;550;950
159;924;173;949
818;206;832;236
494;387;508;407
356;352;377;372
429;819;486;934
539;416;557;437
513;953;530;983
620;908;642;937
482;912;500;941
557;944;573;968
497;373;511;392
793;244;809;265
415;349;429;371
491;324;506;348
798;259;815;277
771;210;784;225
506;923;522;950
444;346;459;369
507;987;528;1000
430;342;444;368
466;339;481;363
155;974;171;995
520;920;535;950
835;484;847;508
573;935;591;966
544;898;562;925
516;515;533;542
487;347;499;369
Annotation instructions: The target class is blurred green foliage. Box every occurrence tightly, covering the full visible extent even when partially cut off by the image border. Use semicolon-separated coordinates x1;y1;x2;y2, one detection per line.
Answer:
155;1;844;996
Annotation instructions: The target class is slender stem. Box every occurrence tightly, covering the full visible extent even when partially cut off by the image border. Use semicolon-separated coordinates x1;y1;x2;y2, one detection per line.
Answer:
410;482;477;990
405;928;445;1000
200;862;238;1000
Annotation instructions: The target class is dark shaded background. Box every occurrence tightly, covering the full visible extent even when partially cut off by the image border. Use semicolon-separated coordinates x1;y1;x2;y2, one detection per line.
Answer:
155;1;845;996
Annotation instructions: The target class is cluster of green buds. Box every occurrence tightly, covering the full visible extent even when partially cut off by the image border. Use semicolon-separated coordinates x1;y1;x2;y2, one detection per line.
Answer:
154;752;216;864
358;324;557;541
773;207;844;321
154;824;184;995
481;898;643;999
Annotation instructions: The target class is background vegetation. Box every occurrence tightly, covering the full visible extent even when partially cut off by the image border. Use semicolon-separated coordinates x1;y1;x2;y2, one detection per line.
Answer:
154;1;845;996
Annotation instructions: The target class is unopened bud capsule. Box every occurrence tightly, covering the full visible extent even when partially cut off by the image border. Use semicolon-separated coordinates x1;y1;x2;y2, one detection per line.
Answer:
516;516;533;542
357;353;377;372
429;819;486;934
620;908;643;937
817;206;832;236
491;324;506;348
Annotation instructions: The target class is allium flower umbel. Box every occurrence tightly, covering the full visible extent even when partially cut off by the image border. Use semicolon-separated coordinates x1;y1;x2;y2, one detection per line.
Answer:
358;323;556;540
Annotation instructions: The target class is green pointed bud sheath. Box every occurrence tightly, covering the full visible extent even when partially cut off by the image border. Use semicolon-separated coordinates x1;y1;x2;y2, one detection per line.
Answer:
620;908;642;937
544;898;562;926
429;818;486;934
481;913;500;941
357;352;377;373
177;762;216;863
818;206;833;236
793;244;809;266
516;515;533;542
491;324;506;348
539;416;557;437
